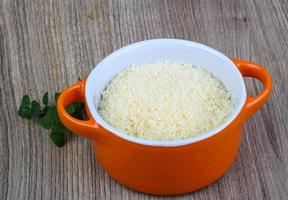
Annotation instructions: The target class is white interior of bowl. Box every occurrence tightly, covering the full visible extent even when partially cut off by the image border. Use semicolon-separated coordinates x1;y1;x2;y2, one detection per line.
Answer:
85;39;246;146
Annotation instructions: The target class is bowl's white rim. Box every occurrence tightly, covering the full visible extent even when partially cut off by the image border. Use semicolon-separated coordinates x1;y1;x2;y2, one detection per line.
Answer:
85;39;246;147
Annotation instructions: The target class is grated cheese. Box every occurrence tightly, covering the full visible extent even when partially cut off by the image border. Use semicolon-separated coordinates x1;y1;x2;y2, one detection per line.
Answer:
97;61;234;141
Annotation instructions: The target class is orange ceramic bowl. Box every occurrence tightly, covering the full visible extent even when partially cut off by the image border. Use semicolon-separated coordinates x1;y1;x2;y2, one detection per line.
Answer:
57;39;272;195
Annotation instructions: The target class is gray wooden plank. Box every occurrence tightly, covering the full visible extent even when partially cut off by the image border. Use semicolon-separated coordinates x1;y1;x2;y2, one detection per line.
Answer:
0;0;287;199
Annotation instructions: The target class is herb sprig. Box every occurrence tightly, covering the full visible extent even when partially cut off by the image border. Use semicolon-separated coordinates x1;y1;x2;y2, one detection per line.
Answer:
18;92;86;147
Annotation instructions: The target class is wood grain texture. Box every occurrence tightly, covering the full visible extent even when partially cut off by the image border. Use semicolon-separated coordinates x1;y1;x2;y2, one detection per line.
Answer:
0;0;287;199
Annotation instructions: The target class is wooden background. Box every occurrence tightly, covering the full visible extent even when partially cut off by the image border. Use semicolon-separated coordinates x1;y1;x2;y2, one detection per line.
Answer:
0;0;287;199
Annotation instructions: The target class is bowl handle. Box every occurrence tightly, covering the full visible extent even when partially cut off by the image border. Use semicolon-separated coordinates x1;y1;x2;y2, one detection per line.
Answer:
232;58;272;119
57;80;100;140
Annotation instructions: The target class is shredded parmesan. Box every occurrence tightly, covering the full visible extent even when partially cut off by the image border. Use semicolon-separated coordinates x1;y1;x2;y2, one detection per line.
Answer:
97;61;234;141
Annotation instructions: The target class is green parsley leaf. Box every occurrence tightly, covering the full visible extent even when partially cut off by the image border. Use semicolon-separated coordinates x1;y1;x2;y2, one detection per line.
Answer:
54;92;61;102
39;116;52;129
43;92;48;106
66;104;76;114
40;106;57;129
18;84;86;148
21;95;30;105
50;131;66;147
71;102;86;120
51;121;69;135
18;104;32;119
31;100;41;116
41;105;50;117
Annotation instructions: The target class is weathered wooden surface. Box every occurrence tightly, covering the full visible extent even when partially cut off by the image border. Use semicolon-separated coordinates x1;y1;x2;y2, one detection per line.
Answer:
0;0;287;199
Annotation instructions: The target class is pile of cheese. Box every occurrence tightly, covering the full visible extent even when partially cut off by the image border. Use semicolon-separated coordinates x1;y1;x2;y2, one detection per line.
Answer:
98;61;234;141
